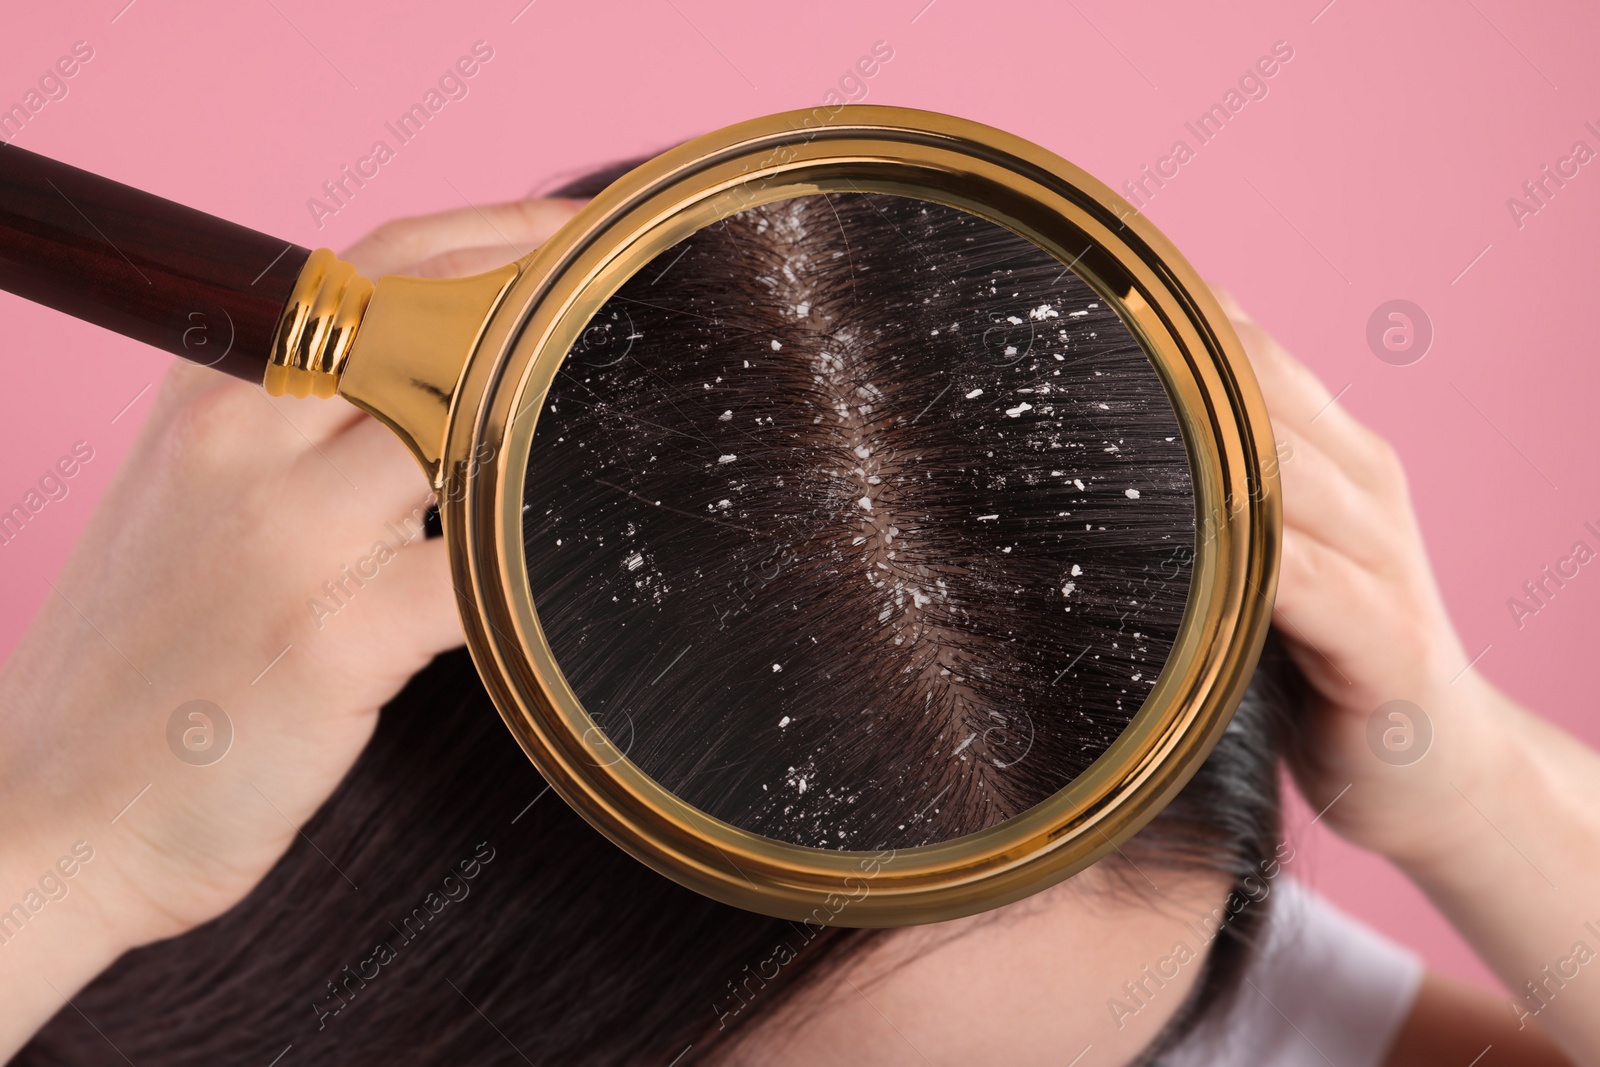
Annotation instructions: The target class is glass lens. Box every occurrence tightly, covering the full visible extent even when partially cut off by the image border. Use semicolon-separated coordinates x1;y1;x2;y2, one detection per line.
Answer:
522;193;1194;851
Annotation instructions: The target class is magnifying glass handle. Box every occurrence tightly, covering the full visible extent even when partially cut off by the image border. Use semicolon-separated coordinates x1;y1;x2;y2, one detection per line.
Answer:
0;143;317;384
0;144;521;485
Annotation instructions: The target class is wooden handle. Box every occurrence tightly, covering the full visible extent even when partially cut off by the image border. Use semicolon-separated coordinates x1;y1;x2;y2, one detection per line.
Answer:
0;144;310;383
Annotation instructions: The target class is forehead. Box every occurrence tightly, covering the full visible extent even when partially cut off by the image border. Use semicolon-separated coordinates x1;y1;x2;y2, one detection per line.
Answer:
723;865;1228;1065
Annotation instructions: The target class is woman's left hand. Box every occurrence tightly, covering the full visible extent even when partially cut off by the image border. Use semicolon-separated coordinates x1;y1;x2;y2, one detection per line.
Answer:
1211;288;1600;1064
1208;288;1506;871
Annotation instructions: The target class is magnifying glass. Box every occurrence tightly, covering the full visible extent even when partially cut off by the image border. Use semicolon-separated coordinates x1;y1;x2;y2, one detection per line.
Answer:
0;105;1278;926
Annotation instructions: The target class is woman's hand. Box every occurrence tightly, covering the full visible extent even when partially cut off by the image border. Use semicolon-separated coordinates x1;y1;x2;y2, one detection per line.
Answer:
0;197;580;1058
1209;287;1508;869
1213;287;1600;1064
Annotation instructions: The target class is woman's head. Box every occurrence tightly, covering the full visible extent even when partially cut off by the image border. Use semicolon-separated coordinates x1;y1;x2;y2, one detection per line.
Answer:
19;643;1295;1065
18;164;1300;1066
526;189;1196;849
713;858;1238;1064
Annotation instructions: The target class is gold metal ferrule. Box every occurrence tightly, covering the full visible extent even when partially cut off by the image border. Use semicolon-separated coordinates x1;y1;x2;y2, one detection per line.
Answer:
264;248;374;399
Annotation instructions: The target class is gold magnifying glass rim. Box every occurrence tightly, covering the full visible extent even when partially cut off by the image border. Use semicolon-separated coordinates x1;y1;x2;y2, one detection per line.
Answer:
436;104;1279;927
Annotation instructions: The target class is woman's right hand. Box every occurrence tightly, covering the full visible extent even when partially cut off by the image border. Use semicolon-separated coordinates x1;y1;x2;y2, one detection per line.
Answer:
0;197;580;1059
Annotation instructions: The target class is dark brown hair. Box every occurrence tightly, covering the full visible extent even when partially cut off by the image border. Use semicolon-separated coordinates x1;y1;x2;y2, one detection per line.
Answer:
19;161;1299;1066
527;189;1197;851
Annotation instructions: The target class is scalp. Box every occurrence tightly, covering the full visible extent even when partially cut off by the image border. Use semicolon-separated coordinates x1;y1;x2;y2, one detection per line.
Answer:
523;192;1196;849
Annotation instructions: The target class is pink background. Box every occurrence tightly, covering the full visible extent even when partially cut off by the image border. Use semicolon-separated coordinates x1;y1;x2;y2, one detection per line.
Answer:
3;0;1597;993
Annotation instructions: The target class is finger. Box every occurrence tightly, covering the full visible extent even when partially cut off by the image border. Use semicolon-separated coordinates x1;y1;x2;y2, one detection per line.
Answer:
340;198;586;279
144;358;255;433
318;414;435;514
1231;316;1341;436
255;389;367;444
1208;285;1332;427
297;535;463;703
138;373;351;483
1207;284;1250;325
1251;332;1395;497
413;244;532;279
1271;526;1380;699
144;358;365;458
1208;285;1395;494
152;357;224;409
347;536;466;669
1276;424;1393;571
